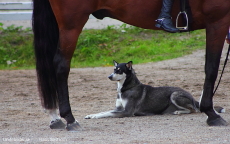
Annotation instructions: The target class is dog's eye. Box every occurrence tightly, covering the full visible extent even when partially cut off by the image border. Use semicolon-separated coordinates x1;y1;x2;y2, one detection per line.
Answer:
116;69;123;74
114;69;120;73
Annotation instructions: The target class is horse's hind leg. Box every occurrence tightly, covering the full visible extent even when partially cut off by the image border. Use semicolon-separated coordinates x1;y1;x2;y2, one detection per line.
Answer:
199;21;229;126
170;91;198;114
48;109;66;129
52;9;89;131
54;27;87;131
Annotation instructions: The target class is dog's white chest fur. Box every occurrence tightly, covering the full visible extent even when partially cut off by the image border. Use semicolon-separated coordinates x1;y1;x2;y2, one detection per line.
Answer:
116;79;128;108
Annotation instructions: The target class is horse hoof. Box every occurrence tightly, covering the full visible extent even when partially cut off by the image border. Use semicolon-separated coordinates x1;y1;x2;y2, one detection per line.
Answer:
50;119;66;129
207;116;228;126
66;121;82;131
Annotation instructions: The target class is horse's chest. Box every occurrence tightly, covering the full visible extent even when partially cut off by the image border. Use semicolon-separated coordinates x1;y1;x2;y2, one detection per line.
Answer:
202;2;230;21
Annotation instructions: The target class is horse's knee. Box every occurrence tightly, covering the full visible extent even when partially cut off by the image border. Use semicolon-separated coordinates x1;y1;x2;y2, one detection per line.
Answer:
205;59;219;78
205;69;219;84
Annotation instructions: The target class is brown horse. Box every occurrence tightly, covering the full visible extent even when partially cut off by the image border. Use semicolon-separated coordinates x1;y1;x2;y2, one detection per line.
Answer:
32;0;230;131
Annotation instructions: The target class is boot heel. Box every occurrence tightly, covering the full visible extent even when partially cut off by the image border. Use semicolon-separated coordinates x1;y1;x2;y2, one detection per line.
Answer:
155;23;161;28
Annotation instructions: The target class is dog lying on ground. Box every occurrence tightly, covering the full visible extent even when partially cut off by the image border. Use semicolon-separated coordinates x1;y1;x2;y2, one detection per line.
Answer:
85;61;224;119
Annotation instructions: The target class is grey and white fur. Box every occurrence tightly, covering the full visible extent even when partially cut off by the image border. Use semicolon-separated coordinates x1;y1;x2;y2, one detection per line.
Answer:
85;61;224;119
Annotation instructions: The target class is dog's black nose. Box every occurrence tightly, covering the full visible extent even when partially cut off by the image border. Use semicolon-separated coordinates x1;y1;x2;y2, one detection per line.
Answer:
108;74;113;80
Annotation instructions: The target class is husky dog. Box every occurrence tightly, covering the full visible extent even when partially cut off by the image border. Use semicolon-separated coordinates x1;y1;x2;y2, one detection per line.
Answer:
85;61;224;119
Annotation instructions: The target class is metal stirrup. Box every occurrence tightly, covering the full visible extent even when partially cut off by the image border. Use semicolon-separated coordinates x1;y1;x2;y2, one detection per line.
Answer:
176;11;188;31
176;0;190;31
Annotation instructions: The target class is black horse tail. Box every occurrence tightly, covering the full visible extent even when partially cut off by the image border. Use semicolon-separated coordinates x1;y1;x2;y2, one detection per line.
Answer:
32;0;59;109
195;101;225;113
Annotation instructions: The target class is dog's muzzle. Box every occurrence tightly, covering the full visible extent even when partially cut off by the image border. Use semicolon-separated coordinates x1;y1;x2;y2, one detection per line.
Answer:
108;73;113;80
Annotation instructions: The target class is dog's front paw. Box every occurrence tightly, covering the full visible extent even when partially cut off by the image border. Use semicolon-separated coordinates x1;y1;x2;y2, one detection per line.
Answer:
85;114;98;119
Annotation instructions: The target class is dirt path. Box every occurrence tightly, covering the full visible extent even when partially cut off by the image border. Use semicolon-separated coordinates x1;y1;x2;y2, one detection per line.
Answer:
1;44;230;143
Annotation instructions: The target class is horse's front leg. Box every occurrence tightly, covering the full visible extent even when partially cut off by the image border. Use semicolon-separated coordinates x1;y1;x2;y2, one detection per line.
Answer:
200;22;229;126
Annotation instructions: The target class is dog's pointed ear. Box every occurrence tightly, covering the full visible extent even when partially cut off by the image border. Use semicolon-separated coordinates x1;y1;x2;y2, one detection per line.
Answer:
126;61;133;70
113;60;118;67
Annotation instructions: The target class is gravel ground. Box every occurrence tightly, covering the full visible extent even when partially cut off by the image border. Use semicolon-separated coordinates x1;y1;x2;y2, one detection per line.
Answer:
1;43;230;143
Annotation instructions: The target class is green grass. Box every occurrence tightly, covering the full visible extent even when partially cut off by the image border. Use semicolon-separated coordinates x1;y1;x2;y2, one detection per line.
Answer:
0;23;206;70
0;24;34;69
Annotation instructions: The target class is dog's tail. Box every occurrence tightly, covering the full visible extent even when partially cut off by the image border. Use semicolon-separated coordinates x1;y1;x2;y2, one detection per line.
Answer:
195;101;225;113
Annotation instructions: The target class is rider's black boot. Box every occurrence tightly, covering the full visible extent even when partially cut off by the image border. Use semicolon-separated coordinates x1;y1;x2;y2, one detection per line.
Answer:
155;0;179;33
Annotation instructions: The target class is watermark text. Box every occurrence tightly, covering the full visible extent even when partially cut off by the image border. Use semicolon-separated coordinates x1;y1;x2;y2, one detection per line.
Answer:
2;138;30;142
